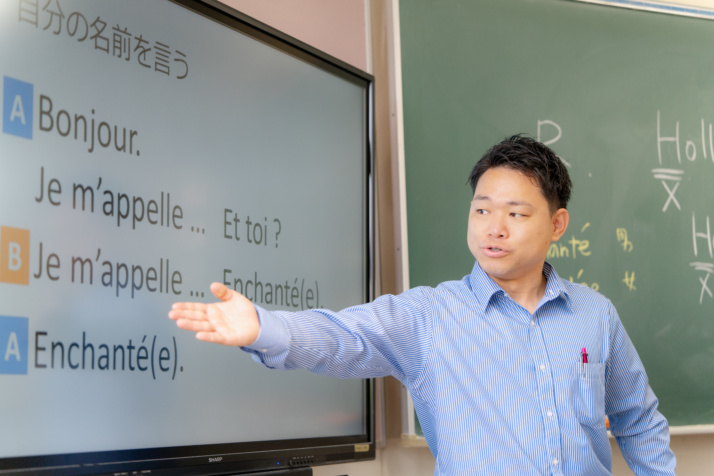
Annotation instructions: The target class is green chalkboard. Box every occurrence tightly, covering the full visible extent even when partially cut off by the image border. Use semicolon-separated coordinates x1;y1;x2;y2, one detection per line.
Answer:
400;0;714;427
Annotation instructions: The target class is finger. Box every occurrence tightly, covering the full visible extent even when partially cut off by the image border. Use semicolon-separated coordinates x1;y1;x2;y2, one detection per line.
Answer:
168;309;208;321
171;301;208;312
175;318;215;333
210;282;233;302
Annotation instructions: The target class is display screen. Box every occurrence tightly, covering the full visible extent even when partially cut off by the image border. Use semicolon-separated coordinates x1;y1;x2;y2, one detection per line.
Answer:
0;0;373;473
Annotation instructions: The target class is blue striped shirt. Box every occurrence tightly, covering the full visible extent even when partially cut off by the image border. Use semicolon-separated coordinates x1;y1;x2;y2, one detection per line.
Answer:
246;262;676;475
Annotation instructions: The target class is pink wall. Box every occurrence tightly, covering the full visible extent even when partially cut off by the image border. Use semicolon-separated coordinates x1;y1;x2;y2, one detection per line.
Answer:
219;0;368;71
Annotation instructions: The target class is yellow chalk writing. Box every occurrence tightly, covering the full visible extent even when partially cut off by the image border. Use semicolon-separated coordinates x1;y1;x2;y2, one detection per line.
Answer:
622;271;637;291
569;269;599;291
616;228;633;252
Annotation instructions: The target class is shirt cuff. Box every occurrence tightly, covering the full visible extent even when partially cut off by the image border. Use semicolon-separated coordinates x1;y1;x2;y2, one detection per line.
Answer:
243;304;289;355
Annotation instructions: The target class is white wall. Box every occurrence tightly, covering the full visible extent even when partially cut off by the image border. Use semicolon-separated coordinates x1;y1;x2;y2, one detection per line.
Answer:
218;0;368;72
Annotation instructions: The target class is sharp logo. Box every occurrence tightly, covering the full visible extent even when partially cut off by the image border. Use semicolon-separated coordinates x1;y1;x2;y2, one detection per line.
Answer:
3;76;34;140
0;316;29;375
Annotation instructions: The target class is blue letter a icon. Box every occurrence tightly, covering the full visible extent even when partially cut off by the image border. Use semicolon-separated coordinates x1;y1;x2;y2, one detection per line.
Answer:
3;76;33;140
0;316;28;375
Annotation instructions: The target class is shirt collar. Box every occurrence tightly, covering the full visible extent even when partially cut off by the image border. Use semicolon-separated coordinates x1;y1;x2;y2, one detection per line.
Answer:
468;261;573;313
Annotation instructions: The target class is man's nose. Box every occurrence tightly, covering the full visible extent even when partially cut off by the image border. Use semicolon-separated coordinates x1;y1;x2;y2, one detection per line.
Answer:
488;215;508;238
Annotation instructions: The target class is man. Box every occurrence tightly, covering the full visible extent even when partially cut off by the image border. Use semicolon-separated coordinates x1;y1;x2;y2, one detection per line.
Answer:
169;135;676;475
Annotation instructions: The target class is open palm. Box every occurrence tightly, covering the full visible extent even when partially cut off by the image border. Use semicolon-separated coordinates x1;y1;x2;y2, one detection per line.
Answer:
168;282;260;347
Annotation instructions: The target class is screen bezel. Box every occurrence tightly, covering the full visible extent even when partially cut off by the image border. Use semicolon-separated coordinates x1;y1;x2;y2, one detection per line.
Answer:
0;0;375;474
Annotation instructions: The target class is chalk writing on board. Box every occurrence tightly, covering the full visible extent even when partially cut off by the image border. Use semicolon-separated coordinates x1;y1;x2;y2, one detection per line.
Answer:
568;268;599;291
616;228;633;252
547;222;591;259
655;111;714;213
657;111;714;166
690;263;713;304
650;168;683;212
622;271;637;291
692;213;713;258
546;222;599;290
537;119;571;167
615;227;637;291
691;213;714;304
654;113;714;305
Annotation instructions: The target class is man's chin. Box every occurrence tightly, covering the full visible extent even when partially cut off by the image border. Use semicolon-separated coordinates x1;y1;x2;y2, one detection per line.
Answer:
478;262;516;284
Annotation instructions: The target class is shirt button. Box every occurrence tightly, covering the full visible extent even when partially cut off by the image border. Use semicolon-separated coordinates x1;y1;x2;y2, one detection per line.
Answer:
547;411;553;418
553;459;559;466
530;320;535;327
540;364;546;371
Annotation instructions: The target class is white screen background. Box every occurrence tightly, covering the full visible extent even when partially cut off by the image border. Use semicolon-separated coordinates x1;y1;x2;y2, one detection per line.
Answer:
0;0;369;457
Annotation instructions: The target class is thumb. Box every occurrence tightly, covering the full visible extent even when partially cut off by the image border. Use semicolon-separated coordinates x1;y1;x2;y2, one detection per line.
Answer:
210;282;232;302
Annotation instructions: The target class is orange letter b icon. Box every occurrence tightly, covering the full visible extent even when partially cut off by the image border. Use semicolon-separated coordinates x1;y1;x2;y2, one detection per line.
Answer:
0;226;30;285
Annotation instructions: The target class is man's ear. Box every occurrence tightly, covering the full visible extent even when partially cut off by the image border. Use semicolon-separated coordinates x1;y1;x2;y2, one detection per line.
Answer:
551;208;569;242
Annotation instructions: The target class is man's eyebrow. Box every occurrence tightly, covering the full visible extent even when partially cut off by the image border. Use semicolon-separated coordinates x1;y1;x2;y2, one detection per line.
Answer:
507;200;534;208
472;195;534;207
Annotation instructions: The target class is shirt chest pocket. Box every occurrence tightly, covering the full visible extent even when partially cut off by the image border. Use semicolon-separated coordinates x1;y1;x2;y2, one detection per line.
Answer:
571;362;606;429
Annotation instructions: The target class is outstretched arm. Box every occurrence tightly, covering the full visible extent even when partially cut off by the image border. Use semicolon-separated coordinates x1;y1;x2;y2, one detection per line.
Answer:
168;282;260;347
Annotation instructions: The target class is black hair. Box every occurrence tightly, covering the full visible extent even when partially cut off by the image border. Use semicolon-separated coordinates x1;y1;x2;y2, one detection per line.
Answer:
467;134;572;212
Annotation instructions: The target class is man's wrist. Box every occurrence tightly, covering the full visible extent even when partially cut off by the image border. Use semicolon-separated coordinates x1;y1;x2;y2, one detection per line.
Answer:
243;305;289;354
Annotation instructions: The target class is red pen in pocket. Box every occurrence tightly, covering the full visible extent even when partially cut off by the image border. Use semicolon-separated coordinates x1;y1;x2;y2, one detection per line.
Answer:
581;347;588;375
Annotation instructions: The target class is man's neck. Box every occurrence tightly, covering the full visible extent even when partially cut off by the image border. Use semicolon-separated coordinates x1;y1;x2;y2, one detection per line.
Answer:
493;273;548;315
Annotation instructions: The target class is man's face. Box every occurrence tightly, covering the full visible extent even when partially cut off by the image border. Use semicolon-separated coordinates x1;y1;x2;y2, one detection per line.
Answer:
467;166;568;291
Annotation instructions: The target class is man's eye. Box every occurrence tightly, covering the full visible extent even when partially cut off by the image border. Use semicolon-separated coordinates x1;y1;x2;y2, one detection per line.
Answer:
475;209;488;215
